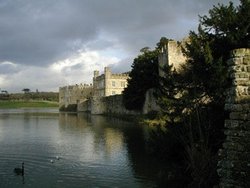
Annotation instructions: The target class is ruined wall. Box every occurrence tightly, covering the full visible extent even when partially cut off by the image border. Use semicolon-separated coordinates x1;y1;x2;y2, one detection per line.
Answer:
158;39;187;77
218;48;250;187
167;40;187;70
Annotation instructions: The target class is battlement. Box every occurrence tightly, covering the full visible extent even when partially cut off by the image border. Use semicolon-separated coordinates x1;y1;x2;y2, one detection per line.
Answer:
59;83;93;90
93;67;129;97
110;73;129;79
59;83;93;110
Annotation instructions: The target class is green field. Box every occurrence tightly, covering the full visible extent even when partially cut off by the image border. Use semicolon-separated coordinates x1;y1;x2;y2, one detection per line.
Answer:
0;100;59;109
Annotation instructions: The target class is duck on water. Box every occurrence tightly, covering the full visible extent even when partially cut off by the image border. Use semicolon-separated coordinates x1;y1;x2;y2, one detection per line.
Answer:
14;162;24;176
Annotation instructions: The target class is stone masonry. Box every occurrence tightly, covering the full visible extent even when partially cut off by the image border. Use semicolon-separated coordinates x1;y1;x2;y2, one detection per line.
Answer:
59;84;93;109
158;39;187;77
93;67;129;97
217;48;250;188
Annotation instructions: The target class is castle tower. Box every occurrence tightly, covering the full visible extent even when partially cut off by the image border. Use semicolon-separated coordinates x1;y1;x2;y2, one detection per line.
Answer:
104;67;111;96
94;70;99;78
93;70;99;95
158;44;168;77
158;39;187;77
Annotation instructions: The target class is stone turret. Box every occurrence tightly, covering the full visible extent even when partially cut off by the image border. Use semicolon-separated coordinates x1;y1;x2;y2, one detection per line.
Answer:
104;67;111;96
94;70;99;78
158;39;187;77
158;44;168;77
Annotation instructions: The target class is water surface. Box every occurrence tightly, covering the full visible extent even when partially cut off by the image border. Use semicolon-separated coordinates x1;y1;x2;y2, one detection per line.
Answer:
0;108;160;187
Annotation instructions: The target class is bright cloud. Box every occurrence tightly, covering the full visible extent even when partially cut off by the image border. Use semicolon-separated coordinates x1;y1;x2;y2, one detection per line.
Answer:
2;50;122;92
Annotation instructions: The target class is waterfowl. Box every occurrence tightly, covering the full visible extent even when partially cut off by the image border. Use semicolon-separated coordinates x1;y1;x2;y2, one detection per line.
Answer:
14;162;24;176
50;159;54;163
56;156;60;160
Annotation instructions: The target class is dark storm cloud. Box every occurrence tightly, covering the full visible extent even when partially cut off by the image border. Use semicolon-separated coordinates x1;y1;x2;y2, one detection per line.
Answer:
0;0;98;65
0;0;238;66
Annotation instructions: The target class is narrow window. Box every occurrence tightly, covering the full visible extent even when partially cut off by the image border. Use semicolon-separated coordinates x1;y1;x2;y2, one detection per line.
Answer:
121;81;125;87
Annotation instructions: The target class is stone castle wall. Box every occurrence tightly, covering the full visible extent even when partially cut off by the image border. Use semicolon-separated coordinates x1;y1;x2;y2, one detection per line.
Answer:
59;84;93;109
77;99;91;112
78;88;158;115
84;95;140;115
167;40;187;70
103;95;140;115
218;48;250;187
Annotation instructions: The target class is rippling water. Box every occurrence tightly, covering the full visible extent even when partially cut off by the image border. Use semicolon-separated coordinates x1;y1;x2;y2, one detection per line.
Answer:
0;108;159;188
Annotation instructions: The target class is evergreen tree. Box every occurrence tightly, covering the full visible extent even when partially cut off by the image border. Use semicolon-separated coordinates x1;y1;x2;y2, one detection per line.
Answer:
183;0;249;106
123;49;159;110
152;1;250;187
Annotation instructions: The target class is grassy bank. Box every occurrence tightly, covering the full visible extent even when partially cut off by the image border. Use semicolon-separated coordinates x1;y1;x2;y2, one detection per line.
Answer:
0;100;58;109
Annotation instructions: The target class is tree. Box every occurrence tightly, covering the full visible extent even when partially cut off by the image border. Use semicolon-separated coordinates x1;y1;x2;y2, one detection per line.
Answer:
22;88;30;94
183;0;249;107
153;1;250;187
156;37;173;50
123;48;159;111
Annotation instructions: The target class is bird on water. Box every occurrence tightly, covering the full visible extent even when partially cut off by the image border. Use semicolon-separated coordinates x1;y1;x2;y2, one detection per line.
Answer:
14;162;24;176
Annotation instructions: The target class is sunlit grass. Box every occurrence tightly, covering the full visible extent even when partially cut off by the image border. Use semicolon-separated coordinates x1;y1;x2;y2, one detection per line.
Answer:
0;100;58;108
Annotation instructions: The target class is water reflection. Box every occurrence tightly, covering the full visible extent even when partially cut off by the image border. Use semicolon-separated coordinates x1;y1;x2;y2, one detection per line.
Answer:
58;113;128;165
0;109;159;187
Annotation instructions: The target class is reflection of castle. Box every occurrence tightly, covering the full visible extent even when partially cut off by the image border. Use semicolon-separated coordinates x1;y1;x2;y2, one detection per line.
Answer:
59;67;129;110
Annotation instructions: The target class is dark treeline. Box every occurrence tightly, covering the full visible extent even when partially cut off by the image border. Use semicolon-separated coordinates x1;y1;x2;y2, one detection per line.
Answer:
0;92;59;102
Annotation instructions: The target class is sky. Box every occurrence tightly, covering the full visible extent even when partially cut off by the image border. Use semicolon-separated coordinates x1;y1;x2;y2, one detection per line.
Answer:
0;0;239;93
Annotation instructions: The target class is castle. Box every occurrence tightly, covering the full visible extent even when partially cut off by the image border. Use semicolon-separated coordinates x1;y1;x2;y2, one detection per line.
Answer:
59;67;129;111
93;67;129;97
59;39;187;114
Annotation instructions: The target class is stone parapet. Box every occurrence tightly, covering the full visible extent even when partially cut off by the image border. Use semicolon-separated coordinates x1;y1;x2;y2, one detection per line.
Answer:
218;48;250;188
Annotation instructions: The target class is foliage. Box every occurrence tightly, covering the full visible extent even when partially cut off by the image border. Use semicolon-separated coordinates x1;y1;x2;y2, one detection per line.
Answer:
9;92;59;102
123;37;172;111
156;37;173;50
22;88;30;93
183;0;249;106
150;0;249;187
123;48;159;111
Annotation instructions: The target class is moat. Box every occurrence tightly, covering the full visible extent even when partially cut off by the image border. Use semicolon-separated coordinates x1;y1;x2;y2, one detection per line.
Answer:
0;108;161;187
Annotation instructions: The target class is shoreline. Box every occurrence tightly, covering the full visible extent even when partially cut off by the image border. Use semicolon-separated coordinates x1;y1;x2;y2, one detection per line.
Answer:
0;100;58;109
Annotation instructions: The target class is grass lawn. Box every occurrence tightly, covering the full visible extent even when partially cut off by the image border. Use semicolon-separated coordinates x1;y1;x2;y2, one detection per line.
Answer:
0;100;59;108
